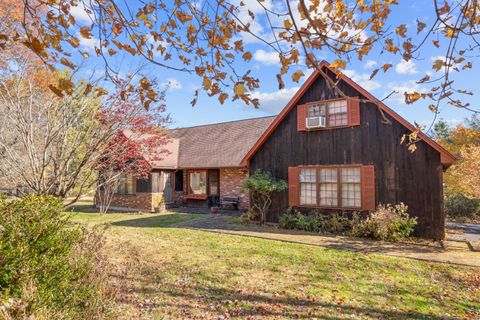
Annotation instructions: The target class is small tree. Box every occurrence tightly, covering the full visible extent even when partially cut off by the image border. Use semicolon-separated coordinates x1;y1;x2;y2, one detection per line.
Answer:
94;132;154;214
242;169;287;224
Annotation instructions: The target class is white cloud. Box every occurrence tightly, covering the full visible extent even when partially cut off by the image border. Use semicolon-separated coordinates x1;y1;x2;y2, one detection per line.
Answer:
395;59;418;74
364;60;377;69
343;69;381;91
253;49;280;65
162;78;182;90
78;33;99;51
384;80;424;105
70;2;94;24
252;87;299;114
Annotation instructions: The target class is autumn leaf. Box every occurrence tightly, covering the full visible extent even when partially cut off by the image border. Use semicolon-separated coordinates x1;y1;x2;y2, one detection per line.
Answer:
234;82;246;96
369;68;379;80
404;92;423;104
83;83;93;96
79;27;92;39
416;20;426;34
291;70;305;83
218;93;228;104
408;144;417;153
48;84;64;97
67;37;80;48
283;19;293;29
445;27;456;38
242;52;252;61
60;58;77;69
417;74;430;83
276;74;285;90
382;63;393;72
330;59;346;70
432;59;444;71
395;24;407;38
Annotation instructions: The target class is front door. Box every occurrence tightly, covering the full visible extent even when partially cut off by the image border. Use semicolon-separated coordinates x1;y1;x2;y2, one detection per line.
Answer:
161;171;174;203
207;169;220;207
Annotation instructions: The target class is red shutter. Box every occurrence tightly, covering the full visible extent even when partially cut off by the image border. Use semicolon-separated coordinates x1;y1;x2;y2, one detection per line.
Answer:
348;98;360;126
288;167;299;206
297;104;307;131
361;165;375;211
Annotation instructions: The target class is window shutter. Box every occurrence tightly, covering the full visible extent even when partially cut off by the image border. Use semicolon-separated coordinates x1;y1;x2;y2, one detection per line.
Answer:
361;165;375;211
288;167;299;206
348;98;360;126
297;104;307;131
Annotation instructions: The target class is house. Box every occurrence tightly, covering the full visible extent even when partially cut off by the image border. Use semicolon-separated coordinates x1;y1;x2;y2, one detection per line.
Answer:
98;61;455;239
242;61;455;240
99;116;275;212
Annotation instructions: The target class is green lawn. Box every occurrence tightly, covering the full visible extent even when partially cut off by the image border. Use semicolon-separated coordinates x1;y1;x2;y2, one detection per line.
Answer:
71;210;480;319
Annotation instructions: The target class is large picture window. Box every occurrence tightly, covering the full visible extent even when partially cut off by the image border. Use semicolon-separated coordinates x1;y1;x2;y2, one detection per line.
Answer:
188;170;207;195
298;166;361;209
307;99;348;128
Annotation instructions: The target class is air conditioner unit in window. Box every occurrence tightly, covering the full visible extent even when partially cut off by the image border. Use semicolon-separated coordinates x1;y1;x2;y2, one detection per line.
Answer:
306;116;326;129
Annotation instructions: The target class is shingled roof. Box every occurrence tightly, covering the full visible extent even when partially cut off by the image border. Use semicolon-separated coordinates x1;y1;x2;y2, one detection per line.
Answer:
152;116;275;169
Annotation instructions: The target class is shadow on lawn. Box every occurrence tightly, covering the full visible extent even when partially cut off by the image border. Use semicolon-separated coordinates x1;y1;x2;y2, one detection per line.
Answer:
111;214;198;228
121;279;457;320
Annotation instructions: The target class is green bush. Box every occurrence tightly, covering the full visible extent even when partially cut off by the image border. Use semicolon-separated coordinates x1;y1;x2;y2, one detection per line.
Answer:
351;203;417;241
279;203;417;242
444;193;480;222
242;170;287;224
279;208;351;234
0;195;109;319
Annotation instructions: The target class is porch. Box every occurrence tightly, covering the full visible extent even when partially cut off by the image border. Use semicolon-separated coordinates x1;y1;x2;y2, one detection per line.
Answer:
169;206;241;216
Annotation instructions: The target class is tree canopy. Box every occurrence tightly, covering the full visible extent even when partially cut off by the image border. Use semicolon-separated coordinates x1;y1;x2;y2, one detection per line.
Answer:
0;1;478;127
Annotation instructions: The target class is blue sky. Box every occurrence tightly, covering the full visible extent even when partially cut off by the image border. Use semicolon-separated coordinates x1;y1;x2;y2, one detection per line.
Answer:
72;0;479;130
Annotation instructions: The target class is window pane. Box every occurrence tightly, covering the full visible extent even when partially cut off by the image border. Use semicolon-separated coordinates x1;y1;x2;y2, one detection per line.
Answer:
116;173;125;194
328;113;348;126
300;182;317;205
341;183;361;208
327;100;348;126
308;104;326;117
319;168;337;183
125;175;134;194
189;171;207;195
328;100;348;114
300;168;317;183
341;167;361;183
320;183;338;206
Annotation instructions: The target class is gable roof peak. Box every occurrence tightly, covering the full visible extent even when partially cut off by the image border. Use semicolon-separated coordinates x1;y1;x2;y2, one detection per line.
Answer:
241;61;456;167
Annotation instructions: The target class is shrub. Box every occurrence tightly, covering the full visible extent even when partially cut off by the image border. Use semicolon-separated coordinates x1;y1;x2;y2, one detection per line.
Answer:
444;193;480;222
351;203;417;241
279;208;351;234
242;170;287;224
279;204;417;242
0;195;110;319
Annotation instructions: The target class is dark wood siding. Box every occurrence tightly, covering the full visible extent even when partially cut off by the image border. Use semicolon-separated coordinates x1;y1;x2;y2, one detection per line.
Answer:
249;71;445;239
136;174;152;193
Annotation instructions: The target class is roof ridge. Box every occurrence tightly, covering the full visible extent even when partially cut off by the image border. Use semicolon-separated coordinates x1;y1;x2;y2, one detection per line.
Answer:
169;115;276;130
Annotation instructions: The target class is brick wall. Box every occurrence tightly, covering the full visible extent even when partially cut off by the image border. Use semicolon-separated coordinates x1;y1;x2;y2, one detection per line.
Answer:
220;168;249;209
95;192;157;212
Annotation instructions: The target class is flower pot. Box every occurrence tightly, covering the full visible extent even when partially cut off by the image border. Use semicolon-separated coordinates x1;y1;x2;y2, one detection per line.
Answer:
210;206;218;214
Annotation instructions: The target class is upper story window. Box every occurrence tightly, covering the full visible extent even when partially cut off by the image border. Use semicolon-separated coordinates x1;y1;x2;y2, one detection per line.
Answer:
288;165;375;211
298;97;360;131
327;100;348;126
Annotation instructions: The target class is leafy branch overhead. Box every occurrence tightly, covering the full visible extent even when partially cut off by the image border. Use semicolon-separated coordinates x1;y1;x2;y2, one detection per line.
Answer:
1;0;478;115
